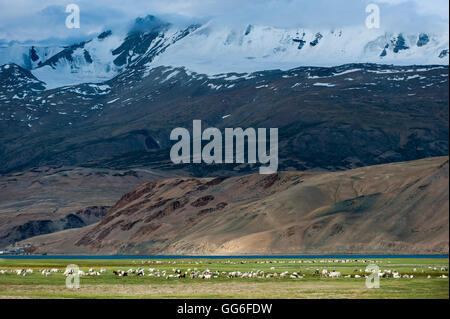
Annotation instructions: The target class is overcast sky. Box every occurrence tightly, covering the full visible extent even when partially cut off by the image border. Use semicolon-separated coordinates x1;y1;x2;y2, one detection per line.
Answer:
0;0;448;44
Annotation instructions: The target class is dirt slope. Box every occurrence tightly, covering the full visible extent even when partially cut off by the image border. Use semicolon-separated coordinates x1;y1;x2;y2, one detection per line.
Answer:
19;157;449;255
0;166;171;248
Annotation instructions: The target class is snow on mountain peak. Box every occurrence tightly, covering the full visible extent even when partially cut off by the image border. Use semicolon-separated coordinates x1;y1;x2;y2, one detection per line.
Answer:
0;14;448;89
149;23;449;75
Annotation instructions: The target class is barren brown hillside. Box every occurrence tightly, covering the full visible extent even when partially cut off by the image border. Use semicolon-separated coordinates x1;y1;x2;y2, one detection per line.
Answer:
0;166;170;248
19;156;449;255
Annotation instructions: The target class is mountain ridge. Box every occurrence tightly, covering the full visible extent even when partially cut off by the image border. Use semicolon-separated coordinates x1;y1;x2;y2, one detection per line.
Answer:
0;14;448;88
0;14;448;253
0;62;448;175
15;156;449;255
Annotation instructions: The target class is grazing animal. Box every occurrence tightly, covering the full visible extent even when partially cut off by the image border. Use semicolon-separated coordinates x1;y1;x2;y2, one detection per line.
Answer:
64;270;74;276
329;271;341;278
136;268;145;276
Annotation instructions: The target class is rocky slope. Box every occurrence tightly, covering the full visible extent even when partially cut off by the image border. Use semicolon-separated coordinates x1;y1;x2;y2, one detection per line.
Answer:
0;166;171;248
1;63;448;176
18;156;449;255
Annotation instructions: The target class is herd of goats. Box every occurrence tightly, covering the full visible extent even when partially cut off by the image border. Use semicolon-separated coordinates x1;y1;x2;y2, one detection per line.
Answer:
0;259;448;280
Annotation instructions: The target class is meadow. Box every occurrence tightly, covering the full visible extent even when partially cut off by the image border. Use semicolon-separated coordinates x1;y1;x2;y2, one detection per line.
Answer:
0;257;448;299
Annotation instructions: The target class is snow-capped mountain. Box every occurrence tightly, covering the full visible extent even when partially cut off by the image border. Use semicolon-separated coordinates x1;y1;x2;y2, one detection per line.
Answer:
30;32;123;89
0;14;448;89
0;15;201;88
150;23;449;74
0;44;61;70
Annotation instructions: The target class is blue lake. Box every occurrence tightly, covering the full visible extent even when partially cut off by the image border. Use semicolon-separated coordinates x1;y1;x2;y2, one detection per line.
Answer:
1;254;448;259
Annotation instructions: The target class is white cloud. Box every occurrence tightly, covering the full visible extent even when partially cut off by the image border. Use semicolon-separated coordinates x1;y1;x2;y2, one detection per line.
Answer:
0;0;448;43
374;0;448;20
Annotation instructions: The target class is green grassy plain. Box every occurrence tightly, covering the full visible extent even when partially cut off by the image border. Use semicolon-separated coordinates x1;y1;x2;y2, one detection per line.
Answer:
0;258;448;299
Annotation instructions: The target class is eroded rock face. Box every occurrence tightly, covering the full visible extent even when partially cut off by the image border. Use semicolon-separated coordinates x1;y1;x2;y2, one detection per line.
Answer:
439;49;449;59
0;166;168;249
392;34;409;53
417;33;430;47
0;206;108;247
